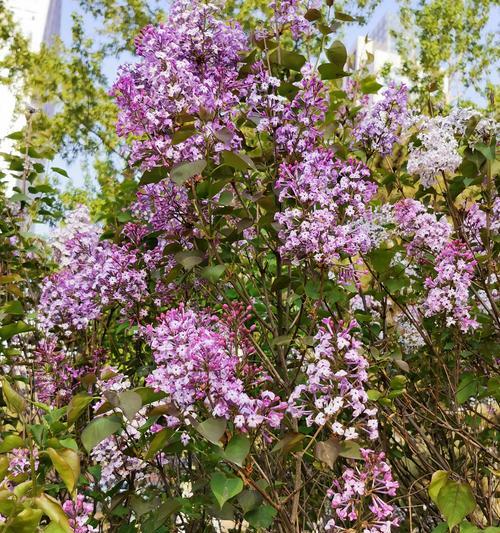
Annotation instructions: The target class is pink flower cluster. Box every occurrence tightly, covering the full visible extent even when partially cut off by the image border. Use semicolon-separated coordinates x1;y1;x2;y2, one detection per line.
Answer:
267;0;319;40
394;198;452;256
62;494;97;533
249;63;328;156
288;319;378;441
7;448;38;477
34;339;105;406
143;305;287;430
326;449;400;532
111;0;247;170
353;82;409;156
39;206;147;332
275;151;378;266
394;199;478;331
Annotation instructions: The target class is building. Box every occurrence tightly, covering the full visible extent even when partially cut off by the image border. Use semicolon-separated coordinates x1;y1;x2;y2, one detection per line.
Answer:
352;12;403;81
0;0;62;192
352;11;449;100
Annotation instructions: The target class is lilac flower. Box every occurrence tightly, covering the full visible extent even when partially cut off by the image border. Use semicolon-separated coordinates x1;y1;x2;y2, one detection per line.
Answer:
38;207;147;332
62;494;97;533
326;449;400;532
275;152;378;266
407;113;463;188
143;305;287;430
111;0;248;170
424;240;478;331
394;199;452;256
353;82;409;156
288;319;379;441
8;448;38;477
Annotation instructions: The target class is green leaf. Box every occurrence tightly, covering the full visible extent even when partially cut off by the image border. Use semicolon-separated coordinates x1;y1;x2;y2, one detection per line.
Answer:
460;521;481;533
8;508;43;533
432;524;449;533
118;390;142;421
326;40;347;67
222;150;255;171
222;435;250;467
429;470;449;504
201;264;226;283
1;300;24;315
268;48;306;71
145;427;173;460
133;387;166;405
195;418;227;446
67;392;93;426
272;432;305;454
314;438;340;468
34;494;73;533
218;191;233;206
81;415;122;452
0;434;25;453
51;167;69;177
360;75;383;94
475;142;495;161
245;505;277;528
338;440;362;459
47;448;80;495
304;8;321;21
174;250;204;270
456;373;479;405
436;480;476;530
0;321;33;340
1;378;26;414
171;159;206;185
304;280;320;300
44;523;68;533
172;127;196;145
9;193;31;203
367;247;396;273
210;472;243;509
318;62;350;80
334;10;357;21
238;490;261;513
140;166;166;185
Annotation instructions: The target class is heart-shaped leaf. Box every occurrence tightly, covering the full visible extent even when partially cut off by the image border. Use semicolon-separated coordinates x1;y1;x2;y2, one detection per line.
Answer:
210;472;243;508
81;415;122;452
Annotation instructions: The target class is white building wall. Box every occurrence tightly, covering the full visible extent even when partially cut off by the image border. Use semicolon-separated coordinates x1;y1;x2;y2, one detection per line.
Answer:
0;0;61;191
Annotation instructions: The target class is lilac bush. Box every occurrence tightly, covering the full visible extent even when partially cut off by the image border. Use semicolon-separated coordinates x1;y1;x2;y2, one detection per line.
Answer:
0;0;498;531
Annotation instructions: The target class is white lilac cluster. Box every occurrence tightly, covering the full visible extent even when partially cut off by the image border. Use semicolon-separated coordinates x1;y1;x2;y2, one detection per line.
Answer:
407;114;462;188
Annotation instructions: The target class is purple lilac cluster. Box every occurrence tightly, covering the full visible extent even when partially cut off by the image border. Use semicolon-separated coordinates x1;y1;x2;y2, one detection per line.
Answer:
143;305;287;430
288;319;378;441
268;0;320;40
424;240;478;331
250;63;328;156
325;449;400;532
34;339;105;406
8;448;38;477
275;151;378;266
90;368;165;491
394;199;479;331
38;206;147;333
353;82;409;156
464;197;500;251
111;0;247;170
62;495;97;533
394;199;452;256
